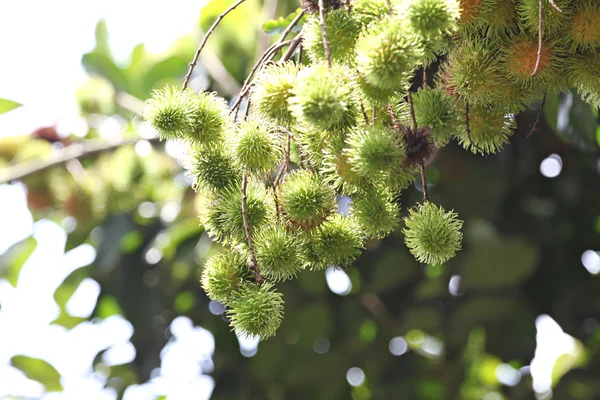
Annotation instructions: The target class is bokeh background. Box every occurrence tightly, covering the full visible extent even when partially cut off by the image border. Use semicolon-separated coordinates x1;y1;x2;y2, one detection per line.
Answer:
1;1;600;399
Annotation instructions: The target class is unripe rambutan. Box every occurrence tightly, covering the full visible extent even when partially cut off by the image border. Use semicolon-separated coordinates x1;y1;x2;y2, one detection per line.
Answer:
384;165;419;191
227;282;284;340
351;186;400;239
404;0;459;37
200;179;275;243
442;40;506;105
280;169;337;229
403;202;463;265
502;34;565;92
569;52;600;102
303;9;360;64
289;64;358;131
252;62;298;126
253;225;304;282
302;214;365;269
322;146;372;194
357;74;400;106
411;87;460;146
356;17;424;91
518;0;571;36
144;86;195;140
346;123;405;177
454;103;515;155
188;90;230;146
458;0;482;25
201;251;251;304
479;0;517;34
567;0;600;51
230;120;283;175
186;145;240;192
352;0;393;27
296;126;331;169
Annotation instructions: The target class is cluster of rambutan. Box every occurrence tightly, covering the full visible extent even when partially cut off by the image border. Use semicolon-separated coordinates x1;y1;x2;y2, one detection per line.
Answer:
144;0;600;340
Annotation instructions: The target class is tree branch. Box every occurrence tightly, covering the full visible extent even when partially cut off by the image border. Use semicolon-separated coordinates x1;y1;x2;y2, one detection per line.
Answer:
528;93;547;138
0;136;160;184
318;0;332;69
182;0;246;90
241;174;263;284
532;0;544;77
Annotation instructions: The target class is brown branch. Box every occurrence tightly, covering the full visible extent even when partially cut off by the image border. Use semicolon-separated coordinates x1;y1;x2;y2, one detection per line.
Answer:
420;164;429;202
280;33;303;62
528;93;547;138
241;175;263;284
531;0;543;77
182;0;246;90
407;92;418;130
386;104;400;132
360;103;369;124
548;0;562;12
275;9;306;47
318;0;333;69
0;136;160;184
267;174;281;218
386;0;394;15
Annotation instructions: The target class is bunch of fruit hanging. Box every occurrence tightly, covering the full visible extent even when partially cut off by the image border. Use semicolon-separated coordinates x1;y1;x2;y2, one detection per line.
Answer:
144;0;600;339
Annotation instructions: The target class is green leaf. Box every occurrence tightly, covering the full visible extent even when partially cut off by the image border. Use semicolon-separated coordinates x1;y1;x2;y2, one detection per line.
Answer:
11;356;63;392
459;238;539;290
0;237;37;287
96;295;124;319
82;52;129;93
262;9;306;36
544;89;599;152
0;98;22;115
142;56;189;98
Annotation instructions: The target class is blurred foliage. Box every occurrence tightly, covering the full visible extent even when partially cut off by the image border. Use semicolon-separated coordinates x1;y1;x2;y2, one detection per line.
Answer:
1;0;600;399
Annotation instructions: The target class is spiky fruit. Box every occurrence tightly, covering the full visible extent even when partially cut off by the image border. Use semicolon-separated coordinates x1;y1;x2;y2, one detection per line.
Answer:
231;120;283;174
279;170;337;229
356;17;424;91
401;126;434;167
253;62;298;126
569;52;600;103
144;86;195;140
322;148;372;194
188;90;230;146
303;10;360;63
254;225;304;281
458;0;483;25
289;64;358;131
303;214;365;269
201;251;250;304
200;179;275;243
454;103;515;155
227;283;284;340
352;0;392;27
187;146;239;192
502;34;564;92
411;87;460;146
351;186;400;239
404;0;459;37
403;202;463;265
567;0;600;50
518;0;571;36
346;124;405;177
384;165;419;191
443;40;506;105
480;0;517;34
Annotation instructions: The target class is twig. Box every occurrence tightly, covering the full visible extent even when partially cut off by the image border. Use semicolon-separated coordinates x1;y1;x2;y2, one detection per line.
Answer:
286;133;291;173
267;174;281;218
275;9;306;47
420;164;429;202
386;104;400;132
296;43;303;65
0;136;160;184
528;93;547;138
407;92;417;130
241;175;263;284
280;33;303;62
386;0;394;15
182;0;246;90
360;103;369;124
548;0;562;12
531;0;543;77
318;0;333;69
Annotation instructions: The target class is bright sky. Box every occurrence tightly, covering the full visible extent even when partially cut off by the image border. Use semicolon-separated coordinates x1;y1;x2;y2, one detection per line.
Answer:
0;0;590;398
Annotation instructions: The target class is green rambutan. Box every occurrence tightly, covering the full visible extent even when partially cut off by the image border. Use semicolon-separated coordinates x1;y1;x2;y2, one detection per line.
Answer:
454;103;515;155
186;145;240;192
410;87;460;146
352;0;392;27
279;169;337;229
351;186;400;239
200;179;275;243
303;9;360;64
227;282;284;340
567;0;600;51
253;225;304;282
230;120;283;175
345;123;405;177
188;90;230;146
479;0;518;34
458;0;483;25
201;251;251;304
403;202;463;265
302;214;365;269
355;16;424;91
252;62;298;126
518;0;571;36
144;86;195;140
569;52;600;102
288;64;358;131
404;0;459;37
